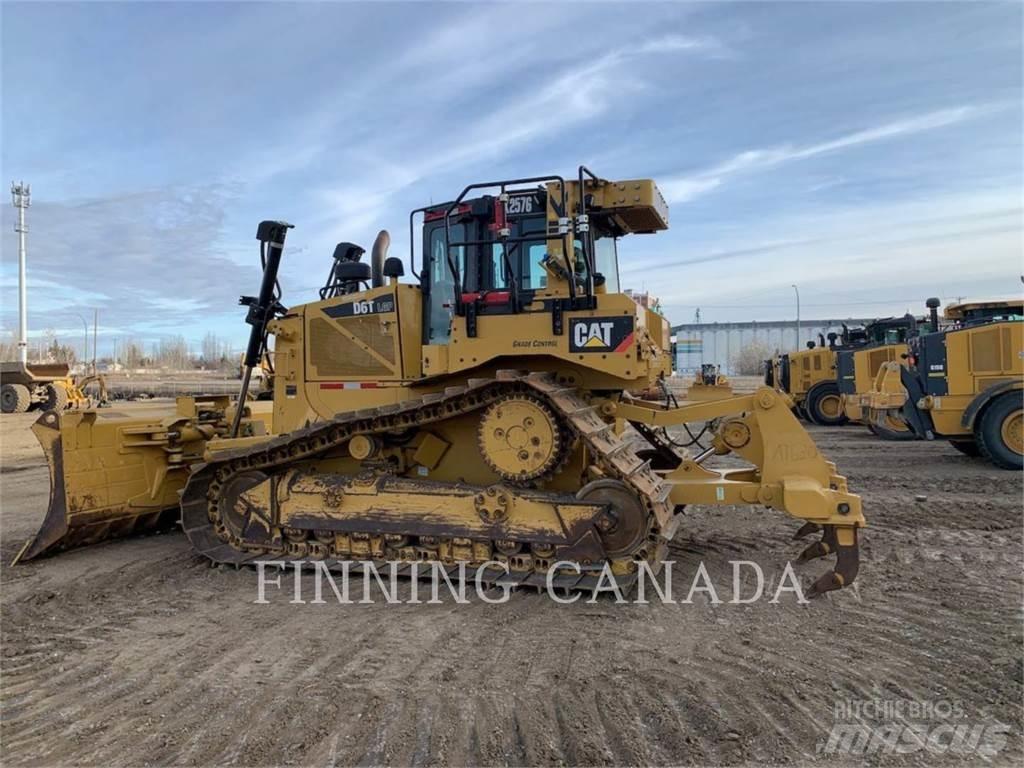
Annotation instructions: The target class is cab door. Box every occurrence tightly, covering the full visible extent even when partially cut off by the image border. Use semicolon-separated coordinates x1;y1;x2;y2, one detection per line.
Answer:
423;222;466;345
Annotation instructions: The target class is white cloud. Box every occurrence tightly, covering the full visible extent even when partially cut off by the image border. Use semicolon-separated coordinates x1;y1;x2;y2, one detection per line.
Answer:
308;32;728;244
626;187;1022;321
661;105;992;203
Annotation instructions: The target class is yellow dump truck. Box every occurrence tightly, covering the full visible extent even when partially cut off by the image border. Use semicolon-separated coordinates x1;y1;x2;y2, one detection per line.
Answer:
0;362;101;413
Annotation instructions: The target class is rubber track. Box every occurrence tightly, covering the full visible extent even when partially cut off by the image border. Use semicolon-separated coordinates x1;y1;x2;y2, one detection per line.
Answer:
179;372;679;589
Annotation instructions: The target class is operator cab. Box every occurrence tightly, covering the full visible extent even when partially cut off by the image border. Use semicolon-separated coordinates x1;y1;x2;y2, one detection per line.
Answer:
943;300;1024;328
311;169;668;349
417;190;622;344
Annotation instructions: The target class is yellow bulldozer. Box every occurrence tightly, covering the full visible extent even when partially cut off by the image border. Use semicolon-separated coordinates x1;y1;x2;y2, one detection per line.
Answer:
685;363;733;401
865;298;1023;468
16;169;863;597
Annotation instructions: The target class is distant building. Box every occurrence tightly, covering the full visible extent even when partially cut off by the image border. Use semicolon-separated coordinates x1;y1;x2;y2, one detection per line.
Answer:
671;318;874;374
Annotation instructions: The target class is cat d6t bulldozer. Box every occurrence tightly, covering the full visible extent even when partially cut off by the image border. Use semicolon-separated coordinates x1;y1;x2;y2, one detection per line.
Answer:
17;169;863;596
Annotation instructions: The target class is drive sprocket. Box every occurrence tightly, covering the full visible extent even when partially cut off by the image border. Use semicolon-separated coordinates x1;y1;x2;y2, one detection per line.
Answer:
477;395;564;482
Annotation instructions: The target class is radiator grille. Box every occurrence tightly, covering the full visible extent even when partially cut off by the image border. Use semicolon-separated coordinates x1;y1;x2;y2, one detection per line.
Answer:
867;349;890;377
309;317;394;378
970;328;1002;372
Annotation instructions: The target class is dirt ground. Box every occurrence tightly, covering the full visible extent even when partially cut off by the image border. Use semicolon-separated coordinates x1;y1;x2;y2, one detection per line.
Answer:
1;402;1021;767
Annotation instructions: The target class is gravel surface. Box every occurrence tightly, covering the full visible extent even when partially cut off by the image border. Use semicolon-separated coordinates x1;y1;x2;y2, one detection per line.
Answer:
1;404;1021;766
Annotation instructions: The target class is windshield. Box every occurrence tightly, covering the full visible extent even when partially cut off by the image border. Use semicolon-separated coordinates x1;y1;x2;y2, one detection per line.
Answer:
594;237;619;293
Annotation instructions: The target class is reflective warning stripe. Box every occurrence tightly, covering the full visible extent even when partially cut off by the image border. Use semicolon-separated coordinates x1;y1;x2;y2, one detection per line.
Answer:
614;332;635;353
319;382;381;390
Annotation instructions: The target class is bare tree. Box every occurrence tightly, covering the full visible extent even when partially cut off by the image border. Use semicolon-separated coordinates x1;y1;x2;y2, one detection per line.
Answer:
121;338;146;369
46;337;77;365
732;340;774;376
156;336;190;370
0;330;18;361
201;332;220;366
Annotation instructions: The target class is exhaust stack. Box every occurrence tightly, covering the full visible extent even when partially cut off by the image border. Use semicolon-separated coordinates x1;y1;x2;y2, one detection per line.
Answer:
370;230;390;288
926;297;941;332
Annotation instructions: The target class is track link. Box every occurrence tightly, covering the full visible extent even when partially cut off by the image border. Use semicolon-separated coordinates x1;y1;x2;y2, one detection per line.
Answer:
180;373;680;589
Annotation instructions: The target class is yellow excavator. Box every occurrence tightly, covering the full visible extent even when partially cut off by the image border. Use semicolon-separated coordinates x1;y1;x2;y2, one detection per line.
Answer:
16;169;863;596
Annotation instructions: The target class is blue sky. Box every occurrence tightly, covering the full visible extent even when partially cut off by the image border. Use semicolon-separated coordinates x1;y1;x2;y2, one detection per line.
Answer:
1;0;1022;358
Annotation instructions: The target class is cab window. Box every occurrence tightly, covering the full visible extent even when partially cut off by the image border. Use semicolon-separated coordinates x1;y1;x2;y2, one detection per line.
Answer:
426;223;465;343
594;237;620;293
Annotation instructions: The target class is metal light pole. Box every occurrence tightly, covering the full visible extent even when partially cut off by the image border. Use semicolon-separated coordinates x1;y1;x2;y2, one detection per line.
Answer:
11;182;31;364
71;313;89;370
791;284;801;348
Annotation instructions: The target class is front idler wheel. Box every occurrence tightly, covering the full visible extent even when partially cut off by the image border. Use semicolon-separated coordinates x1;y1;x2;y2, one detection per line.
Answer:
576;479;649;558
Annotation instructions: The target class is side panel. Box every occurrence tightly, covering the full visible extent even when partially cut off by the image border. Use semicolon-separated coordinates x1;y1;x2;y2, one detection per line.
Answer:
788;348;835;397
305;286;403;383
837;351;856;395
915;321;1022;437
270;284;424;430
915;333;949;396
437;293;666;389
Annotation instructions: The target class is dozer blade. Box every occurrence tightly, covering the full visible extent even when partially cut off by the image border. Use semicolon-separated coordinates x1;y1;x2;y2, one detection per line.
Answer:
14;398;265;564
13;408;189;563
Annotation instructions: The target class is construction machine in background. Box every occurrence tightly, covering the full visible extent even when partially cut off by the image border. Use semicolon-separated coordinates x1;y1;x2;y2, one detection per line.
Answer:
237;350;275;400
16;169;864;597
866;298;1023;468
0;362;106;413
767;334;847;426
836;311;923;440
686;363;733;401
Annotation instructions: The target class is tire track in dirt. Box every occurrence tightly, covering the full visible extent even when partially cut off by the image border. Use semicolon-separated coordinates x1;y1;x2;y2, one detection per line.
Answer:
2;419;1021;765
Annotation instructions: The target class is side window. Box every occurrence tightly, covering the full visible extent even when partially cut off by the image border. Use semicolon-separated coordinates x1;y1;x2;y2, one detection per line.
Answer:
489;245;509;290
524;243;549;289
430;225;465;288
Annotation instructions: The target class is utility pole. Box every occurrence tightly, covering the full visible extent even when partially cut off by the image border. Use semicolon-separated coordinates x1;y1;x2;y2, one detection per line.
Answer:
93;309;98;374
72;313;89;370
791;284;801;348
11;182;31;364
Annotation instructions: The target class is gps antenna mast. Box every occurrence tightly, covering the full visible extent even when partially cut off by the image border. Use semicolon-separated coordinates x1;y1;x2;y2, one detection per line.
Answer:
11;181;31;364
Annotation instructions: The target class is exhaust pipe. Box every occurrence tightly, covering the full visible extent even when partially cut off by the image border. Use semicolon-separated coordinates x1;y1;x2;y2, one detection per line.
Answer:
926;297;941;332
370;230;391;288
